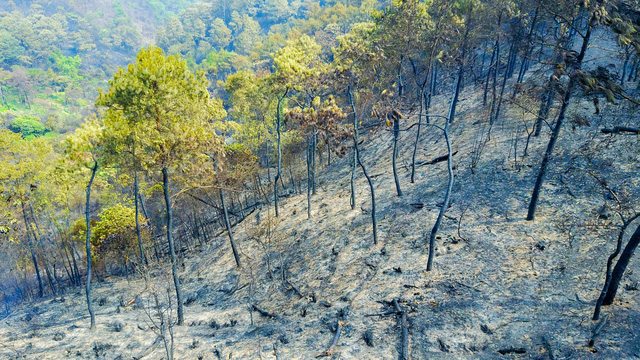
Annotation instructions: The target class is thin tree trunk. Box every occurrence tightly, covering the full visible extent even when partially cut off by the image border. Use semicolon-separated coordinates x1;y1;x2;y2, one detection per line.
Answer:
69;241;81;286
527;81;572;220
527;16;593;220
306;137;312;219
42;257;56;295
220;186;241;268
162;167;184;326
427;75;457;272
134;172;146;266
392;115;402;196
593;215;640;320
22;203;43;298
534;80;554;137
484;41;497;106
513;8;539;99
449;26;469;124
491;41;515;127
489;39;501;126
274;89;288;217
348;86;377;244
411;87;424;184
602;223;640;306
350;143;356;210
312;131;317;195
85;160;98;329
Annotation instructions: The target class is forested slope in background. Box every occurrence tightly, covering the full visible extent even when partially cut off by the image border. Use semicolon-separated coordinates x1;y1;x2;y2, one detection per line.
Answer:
0;0;375;134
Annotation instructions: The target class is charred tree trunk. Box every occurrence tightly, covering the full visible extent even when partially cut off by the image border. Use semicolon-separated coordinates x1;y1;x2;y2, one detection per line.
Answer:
427;75;457;272
392;115;403;196
274;89;288;217
411;87;425;184
411;49;436;184
484;40;497;106
22;203;43;298
307;137;312;219
162;167;184;325
593;215;640;320
85;160;98;329
534;80;554;137
312;131;317;195
220;186;241;268
350;143;356;210
134;172;146;266
349;86;377;244
491;41;515;128
25;215;57;296
449;57;466;124
527;16;593;221
602;223;640;306
513;8;539;98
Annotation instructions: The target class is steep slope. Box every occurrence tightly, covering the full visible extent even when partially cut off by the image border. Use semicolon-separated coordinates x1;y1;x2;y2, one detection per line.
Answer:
1;71;639;360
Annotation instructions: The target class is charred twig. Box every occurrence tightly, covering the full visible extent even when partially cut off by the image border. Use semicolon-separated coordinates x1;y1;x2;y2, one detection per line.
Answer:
285;279;304;298
252;304;277;319
560;175;576;198
364;311;396;317
588;314;609;347
219;283;249;296
316;308;348;358
282;262;304;298
402;151;458;169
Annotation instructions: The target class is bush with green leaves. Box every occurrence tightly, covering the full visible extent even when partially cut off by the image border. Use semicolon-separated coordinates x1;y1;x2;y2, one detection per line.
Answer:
9;115;46;137
91;203;150;272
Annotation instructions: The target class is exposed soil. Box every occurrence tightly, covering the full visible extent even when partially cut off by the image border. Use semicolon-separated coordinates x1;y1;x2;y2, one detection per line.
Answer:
1;60;639;359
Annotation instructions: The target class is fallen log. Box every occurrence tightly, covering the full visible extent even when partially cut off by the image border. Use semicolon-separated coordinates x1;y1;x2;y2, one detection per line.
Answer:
316;308;348;358
601;126;639;135
393;299;409;360
498;347;526;355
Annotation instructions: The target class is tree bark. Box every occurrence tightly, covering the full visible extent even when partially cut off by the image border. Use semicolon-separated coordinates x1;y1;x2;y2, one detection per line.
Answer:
85;160;98;329
162;167;184;325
